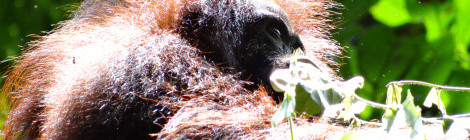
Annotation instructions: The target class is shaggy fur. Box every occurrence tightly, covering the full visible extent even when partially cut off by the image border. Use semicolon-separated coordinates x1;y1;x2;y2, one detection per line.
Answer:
2;0;341;139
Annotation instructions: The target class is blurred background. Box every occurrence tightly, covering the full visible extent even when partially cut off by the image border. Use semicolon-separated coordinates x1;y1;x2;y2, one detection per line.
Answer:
0;0;469;128
334;0;470;120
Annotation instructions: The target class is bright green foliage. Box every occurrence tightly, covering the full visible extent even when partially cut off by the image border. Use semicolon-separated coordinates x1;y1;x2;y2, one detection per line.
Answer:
335;0;470;120
270;57;470;139
370;0;411;27
452;0;470;69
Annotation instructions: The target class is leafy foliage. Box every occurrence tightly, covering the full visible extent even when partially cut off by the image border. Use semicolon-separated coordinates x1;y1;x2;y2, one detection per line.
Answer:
423;88;446;114
270;57;364;138
270;57;470;139
335;0;470;120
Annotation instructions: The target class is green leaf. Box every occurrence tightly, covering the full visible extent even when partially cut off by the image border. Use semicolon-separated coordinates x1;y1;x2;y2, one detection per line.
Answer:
386;84;402;105
295;84;323;116
271;92;296;127
442;118;454;134
338;95;354;121
402;90;422;138
370;0;412;27
452;0;470;69
423;88;447;115
382;106;399;133
382;106;408;133
422;6;442;42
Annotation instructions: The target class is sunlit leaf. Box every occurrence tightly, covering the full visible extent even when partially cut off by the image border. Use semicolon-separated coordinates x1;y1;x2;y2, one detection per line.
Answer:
271;57;365;127
271;92;296;127
423;88;438;107
423;88;447;115
442;118;453;134
382;98;407;133
270;69;294;92
338;95;354;121
382;106;399;132
402;90;422;138
386;84;402;105
370;0;411;27
294;57;332;91
297;83;344;117
295;84;323;116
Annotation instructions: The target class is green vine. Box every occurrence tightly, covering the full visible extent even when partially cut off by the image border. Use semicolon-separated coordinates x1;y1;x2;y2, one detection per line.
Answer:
388;80;470;91
270;57;470;139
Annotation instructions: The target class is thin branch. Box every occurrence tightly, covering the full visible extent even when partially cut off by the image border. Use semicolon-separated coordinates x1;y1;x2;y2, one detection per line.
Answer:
446;113;470;118
421;117;443;124
387;80;470;92
352;93;390;109
421;113;470;124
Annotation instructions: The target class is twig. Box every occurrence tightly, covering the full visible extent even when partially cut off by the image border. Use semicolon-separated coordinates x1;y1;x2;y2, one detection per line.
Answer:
421;113;470;124
446;113;470;118
387;80;470;92
352;93;390;109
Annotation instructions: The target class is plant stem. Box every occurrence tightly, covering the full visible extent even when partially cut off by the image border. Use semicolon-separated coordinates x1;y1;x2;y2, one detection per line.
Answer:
447;113;470;118
387;80;470;92
352;93;390;109
422;113;470;124
288;116;294;140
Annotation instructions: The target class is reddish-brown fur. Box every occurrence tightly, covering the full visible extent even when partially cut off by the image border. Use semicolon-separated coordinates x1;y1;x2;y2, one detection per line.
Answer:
2;0;341;139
